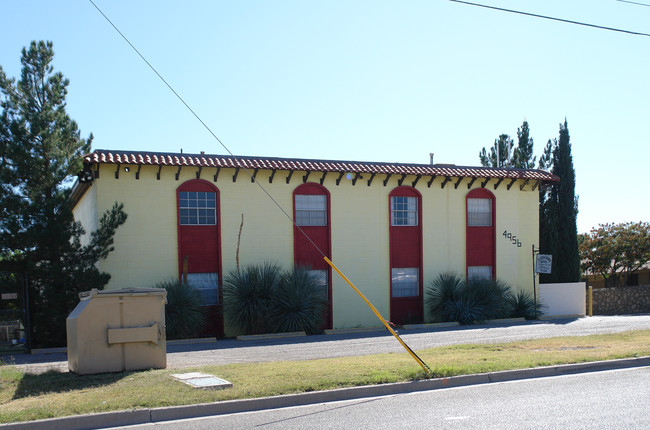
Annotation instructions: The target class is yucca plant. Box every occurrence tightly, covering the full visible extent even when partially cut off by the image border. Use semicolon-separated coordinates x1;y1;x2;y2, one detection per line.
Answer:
425;272;464;322
155;279;206;340
464;277;512;321
270;268;325;334
222;262;281;335
507;289;544;320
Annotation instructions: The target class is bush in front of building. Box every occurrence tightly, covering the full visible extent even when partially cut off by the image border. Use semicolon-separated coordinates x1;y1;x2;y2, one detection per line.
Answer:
425;273;539;324
156;279;206;340
223;262;282;335
223;263;325;335
271;268;326;335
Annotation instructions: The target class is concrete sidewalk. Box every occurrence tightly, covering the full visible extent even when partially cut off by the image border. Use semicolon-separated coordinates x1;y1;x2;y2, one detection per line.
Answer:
2;356;649;430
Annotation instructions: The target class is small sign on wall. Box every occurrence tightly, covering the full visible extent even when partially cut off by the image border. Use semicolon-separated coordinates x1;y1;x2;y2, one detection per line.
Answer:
536;254;552;274
1;293;18;300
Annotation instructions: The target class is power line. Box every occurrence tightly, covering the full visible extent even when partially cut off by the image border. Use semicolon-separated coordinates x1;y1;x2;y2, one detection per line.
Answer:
617;0;650;7
87;0;432;374
449;0;650;37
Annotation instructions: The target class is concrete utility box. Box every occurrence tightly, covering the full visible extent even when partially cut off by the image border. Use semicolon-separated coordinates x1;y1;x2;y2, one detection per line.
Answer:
67;288;167;375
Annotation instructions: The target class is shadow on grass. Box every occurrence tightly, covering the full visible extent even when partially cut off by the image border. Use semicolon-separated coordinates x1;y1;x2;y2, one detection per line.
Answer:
12;369;133;400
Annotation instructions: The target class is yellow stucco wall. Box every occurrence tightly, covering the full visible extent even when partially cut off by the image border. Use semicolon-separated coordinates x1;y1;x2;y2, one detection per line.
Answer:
73;163;540;333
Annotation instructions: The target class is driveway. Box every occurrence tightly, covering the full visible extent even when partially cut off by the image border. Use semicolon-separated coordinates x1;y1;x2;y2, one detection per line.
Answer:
6;315;650;373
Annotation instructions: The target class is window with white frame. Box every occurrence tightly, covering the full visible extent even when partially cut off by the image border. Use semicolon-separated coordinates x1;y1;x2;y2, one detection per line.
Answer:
307;269;329;300
179;191;217;225
467;266;492;280
295;194;327;226
186;272;218;305
391;196;418;226
391;268;419;297
467;198;492;226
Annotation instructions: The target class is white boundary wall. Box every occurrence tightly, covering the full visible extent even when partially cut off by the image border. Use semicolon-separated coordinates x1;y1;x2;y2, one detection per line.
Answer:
539;282;586;317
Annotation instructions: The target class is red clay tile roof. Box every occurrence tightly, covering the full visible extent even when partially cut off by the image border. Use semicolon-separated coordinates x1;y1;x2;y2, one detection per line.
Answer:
83;149;560;183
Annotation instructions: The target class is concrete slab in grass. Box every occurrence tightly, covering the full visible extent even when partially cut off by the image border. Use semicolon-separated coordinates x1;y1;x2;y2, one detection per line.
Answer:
171;372;233;390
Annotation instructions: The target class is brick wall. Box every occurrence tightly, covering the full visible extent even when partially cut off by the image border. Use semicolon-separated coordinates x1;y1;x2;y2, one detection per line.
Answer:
590;284;650;315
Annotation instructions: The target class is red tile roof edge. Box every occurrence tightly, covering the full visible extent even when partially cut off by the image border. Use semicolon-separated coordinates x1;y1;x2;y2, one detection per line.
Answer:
83;149;560;183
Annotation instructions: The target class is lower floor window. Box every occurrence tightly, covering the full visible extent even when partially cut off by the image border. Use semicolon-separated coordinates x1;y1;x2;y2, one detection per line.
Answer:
391;268;419;297
186;272;219;305
468;266;492;280
307;269;329;300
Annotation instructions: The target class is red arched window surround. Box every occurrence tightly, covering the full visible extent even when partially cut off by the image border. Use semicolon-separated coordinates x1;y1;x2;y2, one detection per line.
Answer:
465;187;496;280
388;186;423;324
292;182;332;329
176;179;222;303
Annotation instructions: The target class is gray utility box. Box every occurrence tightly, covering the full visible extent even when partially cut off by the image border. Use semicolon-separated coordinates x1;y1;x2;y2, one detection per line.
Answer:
67;288;167;375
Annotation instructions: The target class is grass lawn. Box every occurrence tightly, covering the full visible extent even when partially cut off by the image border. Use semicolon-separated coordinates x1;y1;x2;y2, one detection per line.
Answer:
1;330;649;424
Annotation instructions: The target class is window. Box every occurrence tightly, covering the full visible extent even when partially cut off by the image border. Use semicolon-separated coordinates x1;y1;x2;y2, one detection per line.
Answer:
295;194;327;226
468;266;492;280
186;272;218;305
391;196;418;226
179;191;216;225
391;268;419;297
307;269;329;300
467;198;492;226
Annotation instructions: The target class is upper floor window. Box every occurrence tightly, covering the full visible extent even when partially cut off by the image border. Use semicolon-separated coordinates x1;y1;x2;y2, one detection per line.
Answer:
391;196;418;226
467;198;492;226
295;194;327;226
179;191;216;225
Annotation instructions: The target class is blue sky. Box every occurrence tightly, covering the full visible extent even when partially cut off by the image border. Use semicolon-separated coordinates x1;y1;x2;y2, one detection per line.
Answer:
1;1;648;233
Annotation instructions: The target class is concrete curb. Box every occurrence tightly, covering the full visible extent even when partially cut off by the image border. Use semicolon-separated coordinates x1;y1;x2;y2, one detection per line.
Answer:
3;356;648;430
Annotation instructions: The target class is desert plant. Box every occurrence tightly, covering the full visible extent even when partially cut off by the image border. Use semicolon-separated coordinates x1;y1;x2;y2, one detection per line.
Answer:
424;272;464;322
155;279;206;340
507;289;544;320
270;268;326;334
426;273;515;324
222;262;282;334
464;277;512;321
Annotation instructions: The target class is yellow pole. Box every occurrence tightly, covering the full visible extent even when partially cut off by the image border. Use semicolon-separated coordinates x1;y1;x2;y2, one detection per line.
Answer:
324;257;432;378
588;286;593;317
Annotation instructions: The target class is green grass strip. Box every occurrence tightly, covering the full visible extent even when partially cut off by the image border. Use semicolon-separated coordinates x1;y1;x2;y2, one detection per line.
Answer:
1;330;649;424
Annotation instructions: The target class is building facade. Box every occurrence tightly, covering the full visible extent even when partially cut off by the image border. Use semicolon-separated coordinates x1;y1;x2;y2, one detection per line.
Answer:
71;150;559;336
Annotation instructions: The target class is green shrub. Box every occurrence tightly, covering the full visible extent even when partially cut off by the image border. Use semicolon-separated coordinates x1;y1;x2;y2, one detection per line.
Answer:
223;263;326;335
424;272;464;322
271;268;326;334
155;279;206;340
426;273;527;324
507;289;544;320
222;262;282;335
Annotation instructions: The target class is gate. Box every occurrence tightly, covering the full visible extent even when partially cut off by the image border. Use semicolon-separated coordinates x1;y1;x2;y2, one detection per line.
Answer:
0;271;31;354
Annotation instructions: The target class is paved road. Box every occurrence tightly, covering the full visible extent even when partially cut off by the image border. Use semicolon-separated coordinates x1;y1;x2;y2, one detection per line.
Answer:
7;315;650;373
113;367;650;429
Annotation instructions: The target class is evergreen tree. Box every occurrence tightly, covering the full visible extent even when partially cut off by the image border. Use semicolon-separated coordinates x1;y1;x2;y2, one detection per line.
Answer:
539;120;580;283
513;121;536;169
0;41;127;347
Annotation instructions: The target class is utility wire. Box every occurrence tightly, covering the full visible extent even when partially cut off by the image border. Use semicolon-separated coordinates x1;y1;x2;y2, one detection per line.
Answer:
88;0;432;375
617;0;650;7
449;0;650;37
87;0;326;259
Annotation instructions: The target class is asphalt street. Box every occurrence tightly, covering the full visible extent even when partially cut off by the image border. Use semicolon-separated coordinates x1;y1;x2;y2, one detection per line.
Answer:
112;367;650;429
8;315;650;373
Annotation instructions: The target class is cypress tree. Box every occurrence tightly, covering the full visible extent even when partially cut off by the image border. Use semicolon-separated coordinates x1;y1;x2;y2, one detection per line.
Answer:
541;120;580;282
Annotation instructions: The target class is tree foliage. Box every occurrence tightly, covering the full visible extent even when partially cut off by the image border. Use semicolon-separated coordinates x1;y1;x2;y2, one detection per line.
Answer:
479;120;536;169
540;120;580;283
0;41;127;347
580;222;650;288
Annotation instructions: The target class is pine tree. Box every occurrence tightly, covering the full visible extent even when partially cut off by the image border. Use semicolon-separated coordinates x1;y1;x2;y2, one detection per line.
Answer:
0;41;127;347
513;121;536;169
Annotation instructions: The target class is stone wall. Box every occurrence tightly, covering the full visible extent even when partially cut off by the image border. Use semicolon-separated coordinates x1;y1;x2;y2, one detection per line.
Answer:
591;284;650;315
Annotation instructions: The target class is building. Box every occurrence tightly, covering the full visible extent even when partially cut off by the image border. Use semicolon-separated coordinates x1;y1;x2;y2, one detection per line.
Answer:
71;149;559;336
